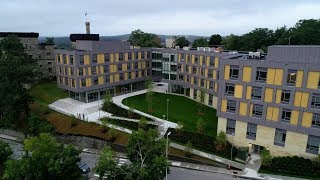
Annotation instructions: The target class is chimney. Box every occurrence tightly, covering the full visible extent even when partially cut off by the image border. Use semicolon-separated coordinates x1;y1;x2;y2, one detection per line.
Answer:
85;22;90;34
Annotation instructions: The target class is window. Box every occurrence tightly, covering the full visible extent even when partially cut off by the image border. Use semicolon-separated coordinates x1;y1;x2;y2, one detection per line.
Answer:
93;77;98;85
104;53;110;61
70;55;74;64
312;113;320;128
105;75;110;83
281;109;291;123
128;52;132;60
193;67;197;74
135;71;139;78
256;67;267;82
201;79;205;87
70;68;74;76
209;81;214;89
251;87;262;100
178;75;184;81
79;68;83;76
135;52;139;60
209;95;213;106
274;129;286;147
226;119;236;135
141;52;145;59
229;65;239;79
80;55;84;65
63;55;66;64
281;90;291;103
120;73;124;80
225;84;235;96
119;53;123;61
311;94;320;108
210;57;215;66
65;77;68;86
201;68;205;76
227;100;236;112
117;64;122;71
306;135;320;154
246;123;257;140
201;56;205;66
252;104;263;117
194;77;198;86
318;80;320;89
287;70;297;85
194;56;198;64
81;79;86;87
103;65;109;73
208;69;213;77
193;90;197;100
134;62;138;69
92;54;97;64
92;66;97;75
128;72;131;79
127;63;131;70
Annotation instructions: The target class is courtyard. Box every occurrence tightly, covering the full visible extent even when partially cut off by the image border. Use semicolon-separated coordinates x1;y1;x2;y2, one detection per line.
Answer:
123;92;218;136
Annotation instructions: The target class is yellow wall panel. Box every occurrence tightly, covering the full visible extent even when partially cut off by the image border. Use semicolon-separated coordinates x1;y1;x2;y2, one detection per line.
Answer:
266;107;273;120
110;53;114;63
294;92;302;107
221;99;227;112
98;76;104;85
66;55;70;64
199;56;203;65
213;71;216;80
272;107;279;121
124;73;128;80
246;86;252;99
138;52;141;60
214;83;218;92
205;69;208;78
84;55;90;65
85;78;91;87
234;84;243;98
266;68;275;84
302;112;312;127
242;66;252;82
115;53;119;62
250;104;253;116
125;53;128;61
290;110;299;126
274;69;283;85
307;71;319;89
275;89;281;104
264;88;274;103
191;55;195;64
83;68;86;76
138;71;142;78
206;57;210;66
87;67;92;76
59;54;63;64
68;67;71;76
224;65;230;80
122;64;127;71
296;70;303;88
300;92;309;108
131;72;135;79
239;102;247;116
214;57;219;68
100;66;104;74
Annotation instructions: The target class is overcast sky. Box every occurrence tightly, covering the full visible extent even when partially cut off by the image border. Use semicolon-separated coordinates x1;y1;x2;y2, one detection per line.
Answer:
1;0;319;37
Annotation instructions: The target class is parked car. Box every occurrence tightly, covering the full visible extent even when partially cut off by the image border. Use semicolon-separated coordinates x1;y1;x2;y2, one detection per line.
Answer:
77;161;90;174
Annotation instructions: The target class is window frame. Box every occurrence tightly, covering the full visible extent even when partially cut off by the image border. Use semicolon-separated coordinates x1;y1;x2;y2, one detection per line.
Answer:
229;65;239;80
281;109;291;123
281;90;291;103
227;100;237;113
306;135;320;154
246;123;257;140
92;54;97;64
225;83;235;96
251;86;262;100
311;94;320;109
286;69;297;86
312;113;320;128
256;67;267;82
252;104;263;117
274;128;286;147
226;119;236;135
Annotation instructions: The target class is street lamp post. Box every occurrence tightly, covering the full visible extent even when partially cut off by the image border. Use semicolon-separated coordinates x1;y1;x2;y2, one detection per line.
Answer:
125;88;128;107
166;131;171;180
167;99;169;120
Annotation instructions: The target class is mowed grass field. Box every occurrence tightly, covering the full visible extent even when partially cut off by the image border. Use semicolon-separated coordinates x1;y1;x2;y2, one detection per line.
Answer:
123;92;218;137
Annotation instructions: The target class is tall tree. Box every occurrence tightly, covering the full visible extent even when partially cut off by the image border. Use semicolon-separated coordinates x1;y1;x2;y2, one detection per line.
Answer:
173;36;190;48
102;91;113;111
0;35;40;127
27;115;54;136
208;34;222;46
126;129;169;180
128;29;161;47
290;19;320;45
0;141;13;168
191;38;208;48
45;37;55;45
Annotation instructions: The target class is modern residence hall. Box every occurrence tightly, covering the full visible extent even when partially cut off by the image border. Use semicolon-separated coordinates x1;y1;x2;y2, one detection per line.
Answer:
55;42;320;157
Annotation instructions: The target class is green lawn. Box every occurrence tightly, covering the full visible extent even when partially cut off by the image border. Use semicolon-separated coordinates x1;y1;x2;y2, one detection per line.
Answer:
123;92;218;137
29;81;68;105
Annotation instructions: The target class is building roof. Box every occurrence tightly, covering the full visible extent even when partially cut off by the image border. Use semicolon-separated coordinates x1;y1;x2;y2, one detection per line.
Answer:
0;32;39;38
70;34;99;42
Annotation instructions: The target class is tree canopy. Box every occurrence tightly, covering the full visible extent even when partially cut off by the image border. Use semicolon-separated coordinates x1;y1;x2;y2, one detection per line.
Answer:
173;36;190;48
208;34;222;46
191;38;208;48
0;141;13;168
0;35;40;127
128;29;162;47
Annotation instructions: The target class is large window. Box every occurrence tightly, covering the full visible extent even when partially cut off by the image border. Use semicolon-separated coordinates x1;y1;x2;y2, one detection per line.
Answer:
252;104;263;117
194;77;198;86
251;87;262;100
104;65;109;73
80;55;84;65
117;64;122;71
141;52;145;59
91;66;97;75
225;84;235;96
120;73;124;81
81;79;86;87
135;52;139;60
193;67;197;74
306;135;320;155
70;55;74;64
226;119;236;135
274;129;286;147
312;113;320;128
209;95;213;106
92;54;97;64
128;52;132;60
93;77;98;85
79;68;83;76
119;53;124;61
281;109;291;123
281;90;291;103
104;53;110;62
227;100;236;112
287;70;297;85
210;57;215;66
256;67;267;82
105;75;110;83
246;123;257;140
229;65;239;79
311;94;320;109
194;56;198;64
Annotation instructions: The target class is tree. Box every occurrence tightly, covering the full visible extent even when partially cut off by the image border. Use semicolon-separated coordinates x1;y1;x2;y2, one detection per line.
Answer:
173;36;190;48
138;117;148;130
208;34;222;46
184;141;193;158
260;149;272;168
0;141;13;167
95;146;124;180
3;133;81;179
108;128;118;142
290;19;320;45
27;115;54;136
176;121;184;135
0;35;40;127
45;37;54;45
128;29;161;47
145;79;154;112
196;118;206;134
196;89;206;115
126;129;169;180
191;38;208;48
103;91;113;111
214;131;228;152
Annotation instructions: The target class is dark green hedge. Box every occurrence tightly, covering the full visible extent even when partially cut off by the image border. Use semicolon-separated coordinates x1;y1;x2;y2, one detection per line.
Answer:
106;118;158;131
103;103;153;121
261;156;320;178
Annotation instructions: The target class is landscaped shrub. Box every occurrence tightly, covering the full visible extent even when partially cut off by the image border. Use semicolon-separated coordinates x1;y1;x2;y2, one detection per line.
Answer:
260;156;320;178
103;118;158;131
184;141;193;158
260;149;272;167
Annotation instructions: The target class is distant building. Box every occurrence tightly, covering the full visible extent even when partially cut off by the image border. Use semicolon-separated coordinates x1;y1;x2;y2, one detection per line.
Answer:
0;32;55;79
165;38;174;48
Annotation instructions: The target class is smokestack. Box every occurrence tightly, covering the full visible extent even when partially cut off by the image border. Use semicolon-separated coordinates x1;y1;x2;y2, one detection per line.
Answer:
85;22;90;34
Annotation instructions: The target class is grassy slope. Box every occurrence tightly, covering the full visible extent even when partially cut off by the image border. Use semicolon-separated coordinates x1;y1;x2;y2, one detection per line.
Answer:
124;92;218;137
29;81;68;105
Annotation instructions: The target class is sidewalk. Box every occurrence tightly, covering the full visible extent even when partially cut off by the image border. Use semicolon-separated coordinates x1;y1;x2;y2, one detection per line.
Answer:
0;134;20;142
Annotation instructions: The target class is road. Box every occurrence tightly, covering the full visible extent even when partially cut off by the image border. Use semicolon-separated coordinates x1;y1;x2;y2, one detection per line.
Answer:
2;138;243;180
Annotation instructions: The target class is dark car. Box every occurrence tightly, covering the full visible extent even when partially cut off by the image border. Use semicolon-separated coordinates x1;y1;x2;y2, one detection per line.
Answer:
77;161;90;174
